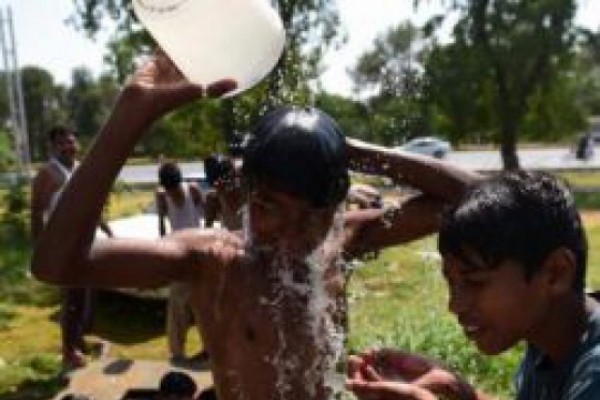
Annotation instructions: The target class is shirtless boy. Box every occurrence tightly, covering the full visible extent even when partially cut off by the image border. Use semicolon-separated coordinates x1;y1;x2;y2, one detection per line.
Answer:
32;53;478;400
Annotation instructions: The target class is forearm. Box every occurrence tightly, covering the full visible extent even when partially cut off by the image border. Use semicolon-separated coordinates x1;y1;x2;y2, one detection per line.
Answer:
346;138;481;203
31;88;152;284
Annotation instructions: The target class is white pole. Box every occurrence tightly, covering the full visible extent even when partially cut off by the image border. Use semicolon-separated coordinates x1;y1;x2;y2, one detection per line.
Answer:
8;6;30;171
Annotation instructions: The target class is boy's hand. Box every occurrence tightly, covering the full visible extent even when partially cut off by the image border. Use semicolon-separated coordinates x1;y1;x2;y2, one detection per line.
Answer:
123;50;237;123
347;350;475;400
347;378;438;400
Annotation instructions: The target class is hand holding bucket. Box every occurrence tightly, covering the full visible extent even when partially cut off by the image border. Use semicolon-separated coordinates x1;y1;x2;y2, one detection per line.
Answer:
133;0;286;96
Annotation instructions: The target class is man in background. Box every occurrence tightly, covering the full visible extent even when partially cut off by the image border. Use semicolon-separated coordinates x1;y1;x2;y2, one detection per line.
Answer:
156;161;209;365
31;125;112;371
203;153;244;231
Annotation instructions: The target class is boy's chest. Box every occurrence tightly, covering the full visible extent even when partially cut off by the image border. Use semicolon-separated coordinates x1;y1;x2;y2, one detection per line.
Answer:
194;258;347;361
192;260;348;400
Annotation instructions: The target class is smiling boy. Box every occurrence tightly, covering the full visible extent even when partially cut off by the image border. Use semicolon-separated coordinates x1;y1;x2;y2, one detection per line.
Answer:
347;171;600;400
31;53;478;400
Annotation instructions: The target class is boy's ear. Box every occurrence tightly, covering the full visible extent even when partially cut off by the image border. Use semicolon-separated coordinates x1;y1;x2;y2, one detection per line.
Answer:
540;247;577;295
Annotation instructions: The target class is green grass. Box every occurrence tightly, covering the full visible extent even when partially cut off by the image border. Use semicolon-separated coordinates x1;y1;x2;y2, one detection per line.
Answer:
558;171;600;189
347;240;521;398
2;187;600;399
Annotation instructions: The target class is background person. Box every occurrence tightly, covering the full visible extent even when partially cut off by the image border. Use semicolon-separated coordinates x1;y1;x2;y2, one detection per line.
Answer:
31;125;113;371
156;161;209;365
203;153;244;231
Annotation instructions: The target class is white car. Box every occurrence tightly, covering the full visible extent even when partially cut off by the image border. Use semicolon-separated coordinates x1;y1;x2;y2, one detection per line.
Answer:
399;137;452;158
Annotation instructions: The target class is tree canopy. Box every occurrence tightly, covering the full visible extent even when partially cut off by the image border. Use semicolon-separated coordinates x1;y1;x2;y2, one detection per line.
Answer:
418;0;579;169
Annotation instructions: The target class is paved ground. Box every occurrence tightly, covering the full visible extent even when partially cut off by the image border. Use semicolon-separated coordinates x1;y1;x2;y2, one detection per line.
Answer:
446;147;600;172
54;359;213;400
3;147;600;186
113;147;600;184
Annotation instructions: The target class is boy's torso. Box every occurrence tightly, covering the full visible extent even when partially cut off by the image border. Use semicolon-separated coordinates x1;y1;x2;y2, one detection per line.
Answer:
189;244;348;400
517;301;600;400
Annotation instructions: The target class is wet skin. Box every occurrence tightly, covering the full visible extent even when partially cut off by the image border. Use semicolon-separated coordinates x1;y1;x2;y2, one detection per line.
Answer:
190;188;347;400
31;54;480;400
444;256;539;354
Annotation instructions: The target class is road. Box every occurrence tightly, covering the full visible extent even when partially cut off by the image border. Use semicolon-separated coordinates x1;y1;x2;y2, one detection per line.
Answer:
115;147;600;184
2;147;599;185
446;147;600;172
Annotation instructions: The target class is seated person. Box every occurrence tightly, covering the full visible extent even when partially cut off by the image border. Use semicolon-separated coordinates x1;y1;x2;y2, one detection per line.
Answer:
347;171;600;400
32;52;479;400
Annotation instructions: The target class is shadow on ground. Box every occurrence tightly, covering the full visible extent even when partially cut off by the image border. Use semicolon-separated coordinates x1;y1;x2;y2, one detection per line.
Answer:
46;290;166;345
90;290;166;345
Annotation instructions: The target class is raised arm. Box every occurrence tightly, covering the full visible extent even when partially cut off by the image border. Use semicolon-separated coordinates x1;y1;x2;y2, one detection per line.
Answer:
346;138;479;203
31;53;237;289
343;138;482;257
30;168;56;241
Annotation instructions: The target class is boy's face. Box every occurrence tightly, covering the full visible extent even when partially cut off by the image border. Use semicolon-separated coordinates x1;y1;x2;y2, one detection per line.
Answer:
442;252;549;355
248;185;337;256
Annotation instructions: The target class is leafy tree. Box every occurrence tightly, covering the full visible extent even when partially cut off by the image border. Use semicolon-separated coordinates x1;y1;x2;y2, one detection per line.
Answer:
70;0;344;154
349;21;432;146
0;128;14;171
314;93;372;140
423;41;495;145
20;66;64;162
66;67;104;143
0;73;10;125
576;27;600;115
65;68;120;148
418;0;578;169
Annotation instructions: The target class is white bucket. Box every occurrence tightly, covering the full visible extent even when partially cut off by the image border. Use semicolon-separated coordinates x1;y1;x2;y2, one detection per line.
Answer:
133;0;286;96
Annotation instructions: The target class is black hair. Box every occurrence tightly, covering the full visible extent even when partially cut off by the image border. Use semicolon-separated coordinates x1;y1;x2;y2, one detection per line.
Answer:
158;162;182;190
204;154;234;187
48;125;76;143
227;140;246;158
242;106;349;209
159;371;197;397
196;387;218;400
439;170;588;293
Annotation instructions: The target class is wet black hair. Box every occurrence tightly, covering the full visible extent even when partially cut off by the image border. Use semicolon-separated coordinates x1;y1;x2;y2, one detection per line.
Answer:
242;106;350;209
196;387;218;400
159;371;197;397
439;170;588;293
48;125;76;143
59;395;91;400
204;154;234;187
158;162;182;190
227;140;246;158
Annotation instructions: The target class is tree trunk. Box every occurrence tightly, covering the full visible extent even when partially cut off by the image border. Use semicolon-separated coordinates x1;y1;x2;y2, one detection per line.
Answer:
220;98;235;144
500;120;520;170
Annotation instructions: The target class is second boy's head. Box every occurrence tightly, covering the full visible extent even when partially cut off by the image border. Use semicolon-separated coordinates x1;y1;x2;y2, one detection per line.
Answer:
242;106;350;254
159;162;183;191
438;171;587;355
